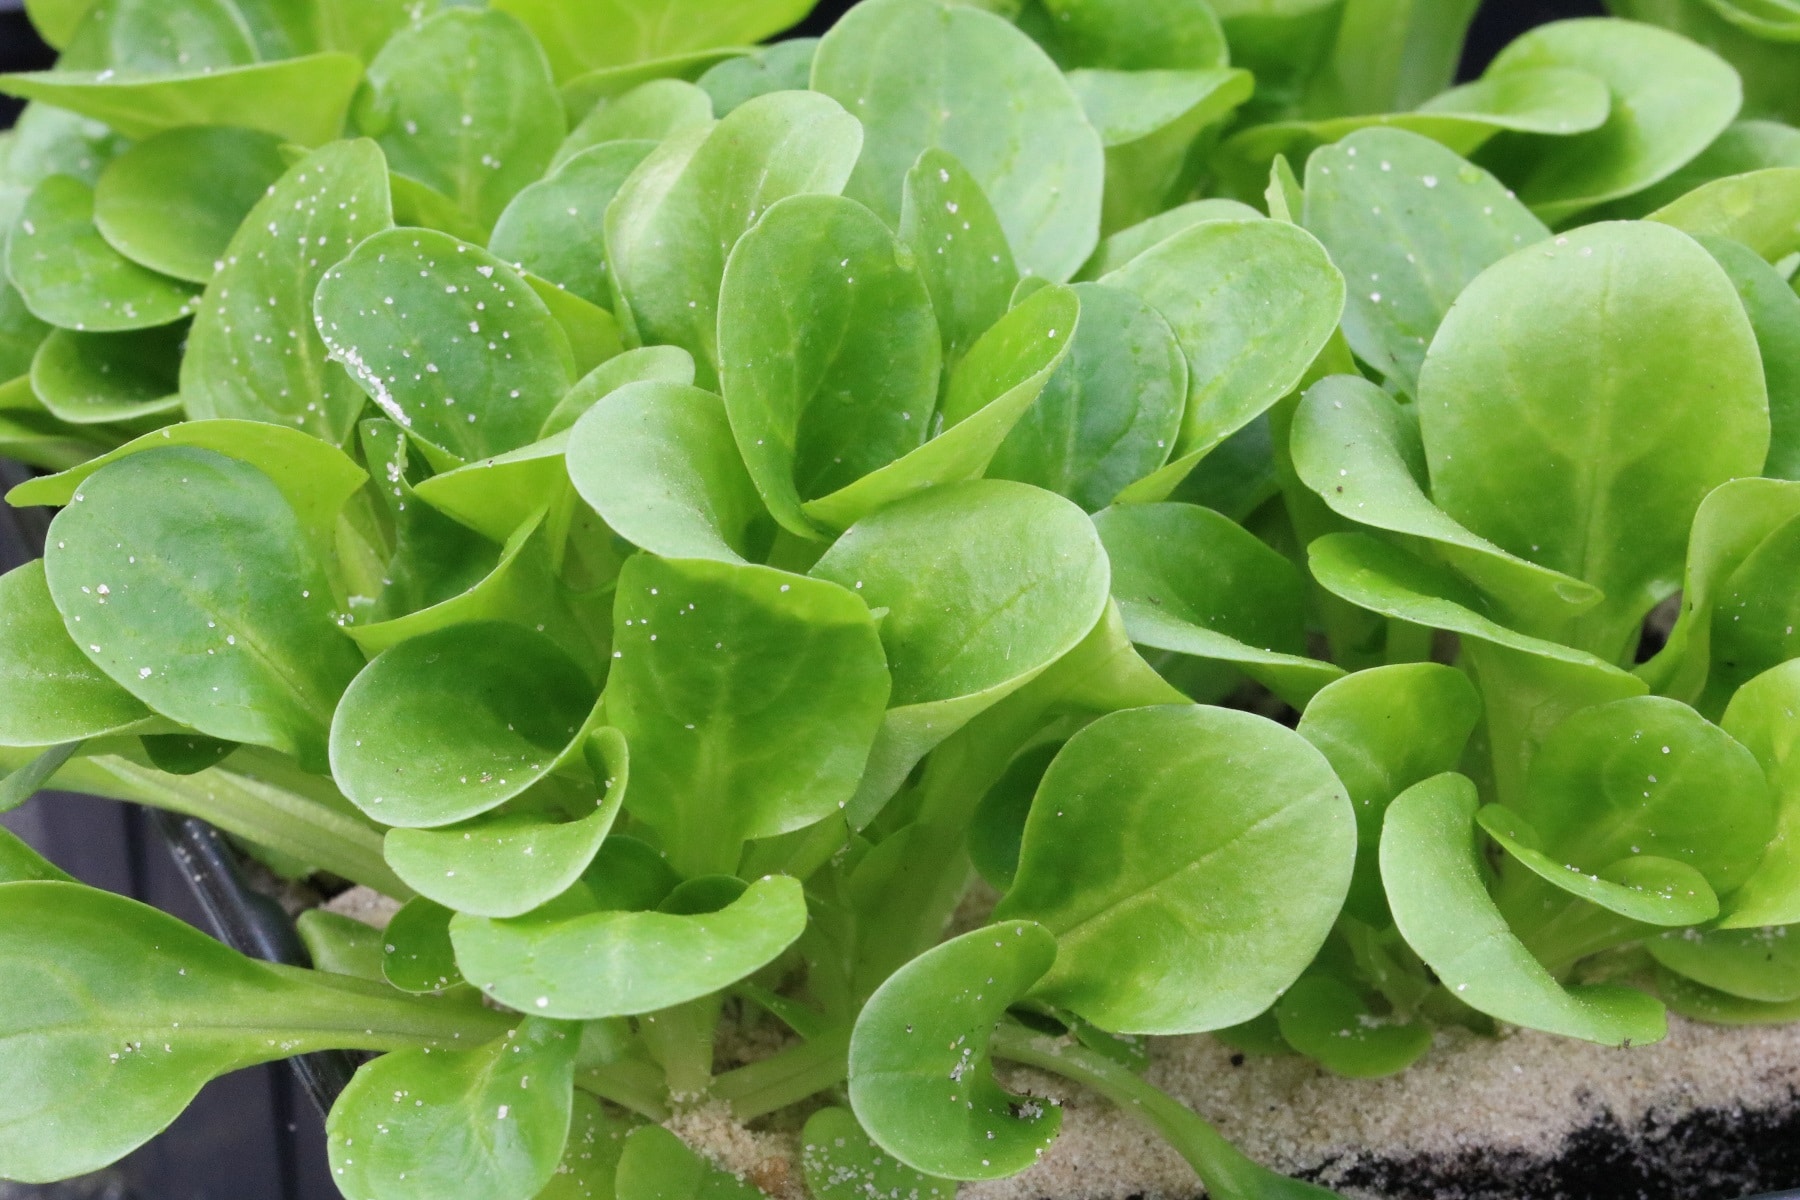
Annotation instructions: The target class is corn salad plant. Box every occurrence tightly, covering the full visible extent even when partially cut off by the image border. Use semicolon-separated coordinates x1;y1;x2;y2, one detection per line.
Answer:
1;0;1800;1197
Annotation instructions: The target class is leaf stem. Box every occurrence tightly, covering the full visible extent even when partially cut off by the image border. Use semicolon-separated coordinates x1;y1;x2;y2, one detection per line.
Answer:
575;1060;673;1122
710;1026;851;1121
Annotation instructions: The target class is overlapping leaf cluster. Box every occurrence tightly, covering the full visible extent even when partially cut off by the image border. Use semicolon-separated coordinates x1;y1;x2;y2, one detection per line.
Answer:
1;0;1799;1197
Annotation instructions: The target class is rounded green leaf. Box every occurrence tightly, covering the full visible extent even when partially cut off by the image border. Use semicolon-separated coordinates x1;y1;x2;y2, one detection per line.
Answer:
556;80;712;167
0;559;154;747
1078;197;1264;280
450;873;808;1019
613;1126;764;1200
31;324;183;425
314;228;577;461
802;1106;956;1200
1093;502;1343;706
1102;218;1344;501
697;40;819;117
1273;974;1431;1079
1479;18;1743;221
490;140;657;310
91;125;288;284
1301;127;1549;395
849;922;1061;1180
898;147;1019;375
996;705;1354;1034
383;730;629;919
812;0;1105;282
330;622;598;829
566;381;766;564
1518;695;1773;897
1652;167;1800;262
182;139;395;445
718;192;940;537
44;446;364;769
539;344;696;439
607;555;889;874
1656;964;1800;1026
1476;804;1720;926
1719;660;1800;928
987;281;1185;511
1418;221;1768;661
355;9;564;232
1648;925;1800;1002
604;89;863;385
8;175;197;331
1380;773;1668;1045
383;897;466;995
0;880;502;1184
327;1019;578;1200
1608;119;1800;219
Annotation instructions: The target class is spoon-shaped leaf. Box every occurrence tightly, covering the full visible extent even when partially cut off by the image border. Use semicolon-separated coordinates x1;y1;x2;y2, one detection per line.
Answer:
327;1018;578;1200
1093;502;1342;706
1719;660;1800;928
605;89;862;386
1103;218;1344;502
450;874;808;1020
355;9;564;233
567;381;764;563
182;139;394;445
607;555;888;875
996;705;1354;1034
848;921;1062;1180
718;192;940;538
811;480;1111;826
1379;773;1668;1045
0;559;155;746
383;729;629;919
802;1106;955;1200
0;880;508;1184
1656;965;1800;1026
812;0;1104;283
7;175;196;331
44;446;364;770
1648;924;1800;1003
32;325;182;425
987;282;1185;512
90;125;287;284
490;141;656;310
1475;804;1719;926
330;621;598;828
315;228;577;461
1301;128;1548;395
613;1126;763;1200
899;148;1019;375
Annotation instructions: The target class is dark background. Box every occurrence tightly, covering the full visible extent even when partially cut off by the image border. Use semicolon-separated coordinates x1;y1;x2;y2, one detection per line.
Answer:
0;0;1605;1196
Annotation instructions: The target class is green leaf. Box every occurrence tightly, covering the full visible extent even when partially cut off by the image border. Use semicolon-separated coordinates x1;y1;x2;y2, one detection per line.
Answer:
1291;374;1600;632
812;0;1105;282
490;141;657;312
0;54;365;146
327;1019;578;1200
491;0;815;82
566;380;766;563
1599;118;1800;219
1301;128;1548;395
355;9;564;233
1652;167;1800;262
1477;18;1743;222
613;1126;764;1200
1103;218;1345;503
605;90;862;386
1076;197;1263;280
383;896;466;995
0;279;51;381
540;344;696;438
0;880;505;1184
1305;0;1482;116
90;126;287;284
801;1107;956;1200
996;705;1353;1033
559;50;748;124
555;81;711;168
1648;924;1800;1002
1296;663;1481;925
986;282;1185;512
1709;509;1800;706
8;175;197;332
384;729;629;919
407;441;573;546
846;921;1061;1180
44;446;365;769
811;480;1111;825
0;741;85;814
24;0;94;50
1092;503;1343;706
537;1091;632;1200
1475;804;1720;926
329;621;598;828
898;147;1019;377
0;827;73;883
182;139;394;445
805;282;1078;534
697;39;819;117
1030;0;1228;69
295;909;387;983
450;873;809;1019
717;192;940;538
0;559;154;747
1416;220;1769;662
1272;974;1431;1079
1715;660;1800;928
314;228;578;461
1656;963;1800;1025
607;555;889;875
1693;235;1800;481
1379;774;1668;1045
31;324;182;425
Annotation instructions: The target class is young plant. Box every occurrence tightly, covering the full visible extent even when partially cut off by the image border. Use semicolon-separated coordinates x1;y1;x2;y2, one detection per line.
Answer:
1;0;1799;1198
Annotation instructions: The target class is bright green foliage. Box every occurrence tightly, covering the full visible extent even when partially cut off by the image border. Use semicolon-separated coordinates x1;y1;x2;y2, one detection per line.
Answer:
3;3;1800;1198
